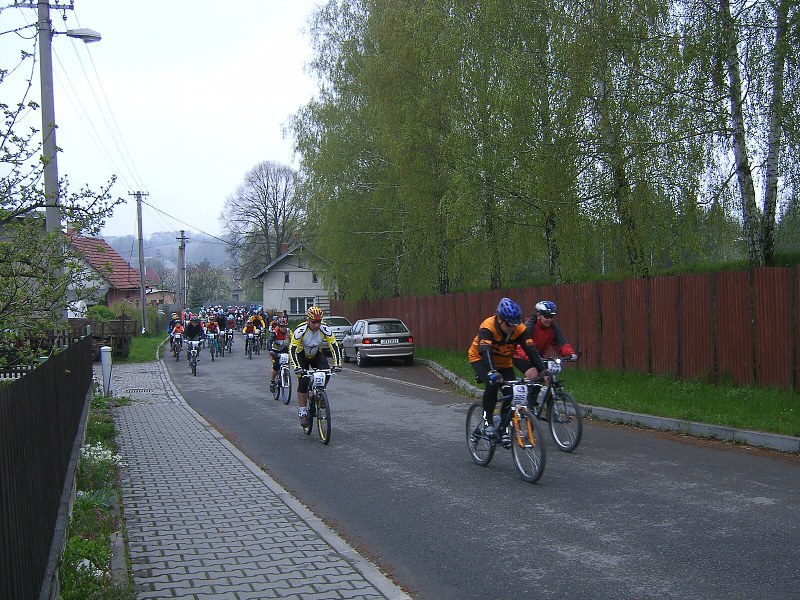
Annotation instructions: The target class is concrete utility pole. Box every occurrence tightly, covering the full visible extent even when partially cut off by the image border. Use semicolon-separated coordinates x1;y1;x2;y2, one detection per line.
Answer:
131;191;149;333
177;231;189;317
37;0;61;234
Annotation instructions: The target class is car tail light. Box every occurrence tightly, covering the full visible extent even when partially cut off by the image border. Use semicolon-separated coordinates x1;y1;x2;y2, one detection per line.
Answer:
407;336;413;343
362;339;372;344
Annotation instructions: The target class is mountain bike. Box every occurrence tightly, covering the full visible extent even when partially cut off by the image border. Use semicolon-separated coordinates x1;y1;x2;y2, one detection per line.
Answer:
207;332;220;362
245;332;254;359
225;328;234;354
272;352;292;405
171;333;182;361
466;379;547;483
300;367;338;444
531;356;583;453
186;340;201;376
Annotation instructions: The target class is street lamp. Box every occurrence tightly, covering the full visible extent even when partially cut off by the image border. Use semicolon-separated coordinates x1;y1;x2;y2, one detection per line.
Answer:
37;1;101;233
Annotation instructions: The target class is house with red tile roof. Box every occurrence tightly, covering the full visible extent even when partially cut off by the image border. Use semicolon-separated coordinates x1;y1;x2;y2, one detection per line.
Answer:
67;232;149;307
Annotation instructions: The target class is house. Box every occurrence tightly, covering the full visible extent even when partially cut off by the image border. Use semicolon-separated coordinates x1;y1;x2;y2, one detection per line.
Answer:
252;242;337;317
67;232;156;308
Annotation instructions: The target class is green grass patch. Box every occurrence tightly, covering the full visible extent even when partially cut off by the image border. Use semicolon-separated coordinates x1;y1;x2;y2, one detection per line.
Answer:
118;334;167;363
416;347;800;437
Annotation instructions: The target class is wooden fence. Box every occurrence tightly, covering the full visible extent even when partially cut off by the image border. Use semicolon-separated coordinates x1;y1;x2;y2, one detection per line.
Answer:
331;266;799;391
0;336;93;600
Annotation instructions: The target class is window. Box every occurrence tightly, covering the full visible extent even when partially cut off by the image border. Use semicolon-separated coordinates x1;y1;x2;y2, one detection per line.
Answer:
312;272;318;283
290;297;316;314
284;272;290;283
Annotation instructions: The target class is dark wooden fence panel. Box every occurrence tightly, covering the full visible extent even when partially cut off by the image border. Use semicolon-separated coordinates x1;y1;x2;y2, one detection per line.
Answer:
650;277;679;376
753;268;794;388
556;284;578;360
623;279;649;373
598;281;623;370
796;266;800;391
715;271;753;386
0;336;92;600
577;283;600;368
680;274;714;382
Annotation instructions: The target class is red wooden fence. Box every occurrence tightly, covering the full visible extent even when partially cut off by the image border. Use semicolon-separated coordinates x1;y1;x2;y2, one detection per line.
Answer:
331;266;800;391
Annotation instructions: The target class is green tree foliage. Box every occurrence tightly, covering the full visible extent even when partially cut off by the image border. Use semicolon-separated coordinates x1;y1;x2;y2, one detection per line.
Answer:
292;0;798;302
187;259;231;310
1;19;122;365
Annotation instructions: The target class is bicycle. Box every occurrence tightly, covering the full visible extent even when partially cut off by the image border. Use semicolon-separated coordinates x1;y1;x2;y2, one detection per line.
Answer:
207;332;220;362
171;333;182;361
254;329;262;356
245;332;254;359
186;340;201;376
300;367;337;444
271;352;292;405
466;378;547;483
531;356;583;453
225;328;234;354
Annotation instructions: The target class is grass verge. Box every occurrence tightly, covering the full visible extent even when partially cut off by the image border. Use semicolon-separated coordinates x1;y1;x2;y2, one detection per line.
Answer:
117;333;167;363
415;347;800;438
58;391;135;600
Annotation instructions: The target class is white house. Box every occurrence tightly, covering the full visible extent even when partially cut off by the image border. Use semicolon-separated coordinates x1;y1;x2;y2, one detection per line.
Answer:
252;242;337;317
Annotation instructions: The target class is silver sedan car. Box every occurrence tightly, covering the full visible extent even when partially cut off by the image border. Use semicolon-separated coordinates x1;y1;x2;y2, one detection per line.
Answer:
341;318;414;367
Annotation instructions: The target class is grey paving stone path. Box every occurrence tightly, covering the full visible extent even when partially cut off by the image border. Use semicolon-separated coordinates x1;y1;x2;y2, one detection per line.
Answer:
102;360;409;600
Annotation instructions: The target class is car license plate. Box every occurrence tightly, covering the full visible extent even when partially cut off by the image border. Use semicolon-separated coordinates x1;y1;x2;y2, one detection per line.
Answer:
380;338;398;344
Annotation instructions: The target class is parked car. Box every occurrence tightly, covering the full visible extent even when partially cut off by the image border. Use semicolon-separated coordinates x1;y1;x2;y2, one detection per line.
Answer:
341;317;414;367
323;316;353;345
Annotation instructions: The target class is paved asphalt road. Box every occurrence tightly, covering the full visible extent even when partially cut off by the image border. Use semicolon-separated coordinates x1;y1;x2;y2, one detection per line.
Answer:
163;341;800;599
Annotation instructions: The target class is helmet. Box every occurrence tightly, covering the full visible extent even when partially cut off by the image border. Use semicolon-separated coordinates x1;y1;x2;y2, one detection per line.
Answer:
535;300;557;318
172;313;178;318
496;298;522;326
306;306;324;321
277;317;288;327
190;315;200;322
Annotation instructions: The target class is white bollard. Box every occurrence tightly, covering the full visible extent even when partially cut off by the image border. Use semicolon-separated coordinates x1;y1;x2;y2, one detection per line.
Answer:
100;345;114;397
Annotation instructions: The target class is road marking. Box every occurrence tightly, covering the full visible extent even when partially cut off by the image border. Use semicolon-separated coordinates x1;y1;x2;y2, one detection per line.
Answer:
343;367;448;393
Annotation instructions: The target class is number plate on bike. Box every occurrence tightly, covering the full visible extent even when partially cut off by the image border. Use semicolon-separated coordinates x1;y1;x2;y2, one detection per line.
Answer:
313;371;326;386
513;384;528;404
279;354;289;365
547;360;562;373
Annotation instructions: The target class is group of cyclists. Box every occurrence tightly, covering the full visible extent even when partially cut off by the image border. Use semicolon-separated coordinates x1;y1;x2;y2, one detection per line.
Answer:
167;304;342;429
166;296;572;439
469;297;576;443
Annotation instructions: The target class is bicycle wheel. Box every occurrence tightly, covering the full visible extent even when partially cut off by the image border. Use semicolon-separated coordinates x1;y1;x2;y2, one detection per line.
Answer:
280;367;292;405
302;398;314;435
247;341;252;360
548;390;583;452
316;389;331;444
466;403;495;466
511;408;546;483
210;343;215;362
191;355;197;377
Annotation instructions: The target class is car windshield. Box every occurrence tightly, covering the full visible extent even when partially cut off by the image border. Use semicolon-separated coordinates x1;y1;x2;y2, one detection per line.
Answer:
326;317;352;327
367;321;407;334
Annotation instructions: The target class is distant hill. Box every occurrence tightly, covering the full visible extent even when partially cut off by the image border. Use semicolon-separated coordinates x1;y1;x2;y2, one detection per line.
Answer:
104;231;231;267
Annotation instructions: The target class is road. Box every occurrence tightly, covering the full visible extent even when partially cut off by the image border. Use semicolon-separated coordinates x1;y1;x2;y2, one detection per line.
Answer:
164;340;800;599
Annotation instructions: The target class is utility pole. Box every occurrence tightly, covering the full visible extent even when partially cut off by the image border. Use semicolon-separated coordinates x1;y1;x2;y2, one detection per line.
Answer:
177;231;189;318
131;191;149;333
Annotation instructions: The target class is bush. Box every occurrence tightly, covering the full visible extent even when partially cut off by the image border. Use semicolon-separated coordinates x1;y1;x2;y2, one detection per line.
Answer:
87;305;115;322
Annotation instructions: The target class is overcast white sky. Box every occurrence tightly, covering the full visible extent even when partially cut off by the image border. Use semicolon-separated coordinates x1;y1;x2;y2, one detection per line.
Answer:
2;0;322;238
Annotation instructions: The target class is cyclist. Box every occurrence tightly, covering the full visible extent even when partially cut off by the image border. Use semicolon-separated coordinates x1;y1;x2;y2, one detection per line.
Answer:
289;306;342;428
242;315;259;354
170;319;185;353
468;297;546;441
267;317;292;393
206;315;221;353
512;300;576;371
167;312;180;334
184;315;205;362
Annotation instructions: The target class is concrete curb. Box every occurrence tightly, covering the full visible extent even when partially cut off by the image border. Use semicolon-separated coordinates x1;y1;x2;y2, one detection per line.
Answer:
415;359;800;453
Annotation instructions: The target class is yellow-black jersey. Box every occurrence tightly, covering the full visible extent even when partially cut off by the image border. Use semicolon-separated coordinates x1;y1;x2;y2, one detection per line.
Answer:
289;321;342;368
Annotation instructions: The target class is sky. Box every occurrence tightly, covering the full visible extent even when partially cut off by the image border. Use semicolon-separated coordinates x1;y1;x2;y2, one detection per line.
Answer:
2;0;322;238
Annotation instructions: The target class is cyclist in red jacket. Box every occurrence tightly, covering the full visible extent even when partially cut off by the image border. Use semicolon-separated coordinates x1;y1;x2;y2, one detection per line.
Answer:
512;300;576;374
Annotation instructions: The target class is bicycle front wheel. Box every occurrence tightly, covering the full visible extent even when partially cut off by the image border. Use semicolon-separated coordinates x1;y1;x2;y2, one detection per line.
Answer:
280;367;292;405
466;403;495;466
511;408;546;483
316;389;331;444
191;356;197;377
549;390;583;452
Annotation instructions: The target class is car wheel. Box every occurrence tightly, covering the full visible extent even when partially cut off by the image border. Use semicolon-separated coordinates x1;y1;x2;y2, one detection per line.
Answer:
356;350;367;367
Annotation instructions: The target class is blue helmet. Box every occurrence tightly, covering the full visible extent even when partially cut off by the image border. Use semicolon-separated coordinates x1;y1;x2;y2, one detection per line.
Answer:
535;300;557;317
496;297;522;326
